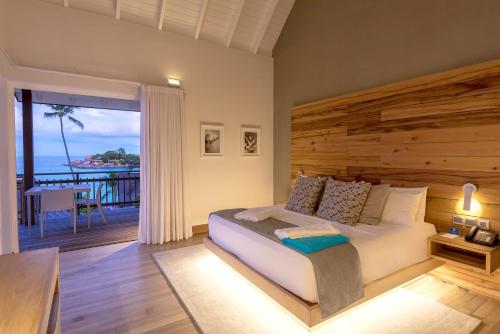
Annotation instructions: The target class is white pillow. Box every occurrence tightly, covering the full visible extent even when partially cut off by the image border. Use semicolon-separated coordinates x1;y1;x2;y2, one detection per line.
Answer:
388;187;428;223
381;192;421;225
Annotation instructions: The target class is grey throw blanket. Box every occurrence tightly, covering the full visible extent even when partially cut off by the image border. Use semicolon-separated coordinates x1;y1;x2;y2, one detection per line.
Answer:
211;209;364;318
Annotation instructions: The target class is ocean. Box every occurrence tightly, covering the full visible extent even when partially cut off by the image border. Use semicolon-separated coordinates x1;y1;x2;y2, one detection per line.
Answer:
16;156;139;181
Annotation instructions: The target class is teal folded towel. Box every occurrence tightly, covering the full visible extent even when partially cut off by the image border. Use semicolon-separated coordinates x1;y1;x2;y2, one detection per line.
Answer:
282;234;350;254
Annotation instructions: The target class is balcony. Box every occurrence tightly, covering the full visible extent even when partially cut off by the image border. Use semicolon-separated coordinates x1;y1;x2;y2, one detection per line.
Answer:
17;171;140;252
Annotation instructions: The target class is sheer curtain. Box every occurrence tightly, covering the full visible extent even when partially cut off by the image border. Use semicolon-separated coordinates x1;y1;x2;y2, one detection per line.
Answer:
0;76;18;254
139;85;192;244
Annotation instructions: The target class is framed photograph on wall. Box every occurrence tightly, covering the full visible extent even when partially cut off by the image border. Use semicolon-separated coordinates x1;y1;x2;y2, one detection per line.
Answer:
201;124;224;157
241;126;261;156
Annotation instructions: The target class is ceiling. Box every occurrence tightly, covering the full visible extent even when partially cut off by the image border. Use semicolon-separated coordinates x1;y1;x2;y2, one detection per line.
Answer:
40;0;295;56
14;89;140;111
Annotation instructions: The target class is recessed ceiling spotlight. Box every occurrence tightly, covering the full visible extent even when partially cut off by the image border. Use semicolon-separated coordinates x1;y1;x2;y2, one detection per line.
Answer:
167;77;181;87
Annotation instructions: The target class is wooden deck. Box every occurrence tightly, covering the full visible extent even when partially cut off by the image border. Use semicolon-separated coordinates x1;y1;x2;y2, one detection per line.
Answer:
19;207;139;252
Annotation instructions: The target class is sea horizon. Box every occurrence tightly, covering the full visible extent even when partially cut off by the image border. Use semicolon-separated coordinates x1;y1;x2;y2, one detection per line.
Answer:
16;155;139;180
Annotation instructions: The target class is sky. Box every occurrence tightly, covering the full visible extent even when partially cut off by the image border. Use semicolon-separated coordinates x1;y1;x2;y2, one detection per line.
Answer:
15;100;140;157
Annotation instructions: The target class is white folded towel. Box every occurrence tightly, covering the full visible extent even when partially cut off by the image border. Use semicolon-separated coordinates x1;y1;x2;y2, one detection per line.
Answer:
234;207;277;222
274;223;341;240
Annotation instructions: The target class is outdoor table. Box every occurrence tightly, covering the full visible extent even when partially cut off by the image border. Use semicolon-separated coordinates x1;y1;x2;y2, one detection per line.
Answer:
25;185;91;235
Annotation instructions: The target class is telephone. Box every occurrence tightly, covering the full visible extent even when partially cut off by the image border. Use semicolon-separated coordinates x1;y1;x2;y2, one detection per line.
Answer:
464;226;498;247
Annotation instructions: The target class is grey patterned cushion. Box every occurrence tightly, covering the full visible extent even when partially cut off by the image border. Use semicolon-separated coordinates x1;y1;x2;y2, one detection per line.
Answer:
316;178;371;225
285;176;326;215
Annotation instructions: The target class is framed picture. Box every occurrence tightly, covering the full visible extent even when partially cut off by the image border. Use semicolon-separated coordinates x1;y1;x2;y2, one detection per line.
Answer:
201;124;224;157
241;126;261;156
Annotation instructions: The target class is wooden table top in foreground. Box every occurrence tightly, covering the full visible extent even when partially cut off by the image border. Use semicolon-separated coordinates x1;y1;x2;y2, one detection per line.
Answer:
0;247;59;334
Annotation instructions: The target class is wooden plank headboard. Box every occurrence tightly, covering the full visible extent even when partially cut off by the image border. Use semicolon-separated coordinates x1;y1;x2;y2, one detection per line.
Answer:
291;59;500;233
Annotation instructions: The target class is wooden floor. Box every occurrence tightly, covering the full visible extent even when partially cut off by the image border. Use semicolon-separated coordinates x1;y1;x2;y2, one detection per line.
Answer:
59;236;500;334
19;207;139;252
60;237;204;334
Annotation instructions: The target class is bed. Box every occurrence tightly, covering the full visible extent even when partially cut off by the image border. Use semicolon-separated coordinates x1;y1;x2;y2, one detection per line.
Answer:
206;205;439;326
209;205;436;303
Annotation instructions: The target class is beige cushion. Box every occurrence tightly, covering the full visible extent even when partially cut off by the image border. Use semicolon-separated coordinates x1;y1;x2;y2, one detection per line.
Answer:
285;176;326;215
358;184;390;225
389;187;428;223
381;191;421;225
316;178;371;225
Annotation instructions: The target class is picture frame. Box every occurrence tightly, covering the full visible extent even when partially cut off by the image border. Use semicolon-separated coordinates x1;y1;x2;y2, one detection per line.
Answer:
241;126;261;156
201;124;224;157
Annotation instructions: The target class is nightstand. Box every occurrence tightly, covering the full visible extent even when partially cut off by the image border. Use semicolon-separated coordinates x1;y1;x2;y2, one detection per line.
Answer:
428;233;500;274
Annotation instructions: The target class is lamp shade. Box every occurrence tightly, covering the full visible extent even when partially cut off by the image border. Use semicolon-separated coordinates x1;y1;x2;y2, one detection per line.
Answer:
462;183;477;211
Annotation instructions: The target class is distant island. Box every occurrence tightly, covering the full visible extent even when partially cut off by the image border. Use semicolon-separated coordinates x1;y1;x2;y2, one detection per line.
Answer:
65;148;139;169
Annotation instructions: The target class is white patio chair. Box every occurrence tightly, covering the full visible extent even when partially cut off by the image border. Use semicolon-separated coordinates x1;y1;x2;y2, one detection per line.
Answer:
40;188;77;238
75;184;108;224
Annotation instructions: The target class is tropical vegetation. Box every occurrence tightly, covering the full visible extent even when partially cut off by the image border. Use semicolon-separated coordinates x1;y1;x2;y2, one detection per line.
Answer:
92;148;140;167
44;104;84;180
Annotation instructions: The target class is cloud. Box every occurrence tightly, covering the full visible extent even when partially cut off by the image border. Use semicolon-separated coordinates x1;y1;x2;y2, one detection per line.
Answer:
14;101;23;132
15;102;140;156
31;104;140;137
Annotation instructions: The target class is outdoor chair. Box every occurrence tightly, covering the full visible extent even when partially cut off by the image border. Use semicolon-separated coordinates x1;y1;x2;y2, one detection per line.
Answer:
75;183;108;224
40;188;77;238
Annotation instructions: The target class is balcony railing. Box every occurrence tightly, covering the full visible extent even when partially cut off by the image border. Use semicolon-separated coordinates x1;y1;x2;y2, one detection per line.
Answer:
17;170;140;224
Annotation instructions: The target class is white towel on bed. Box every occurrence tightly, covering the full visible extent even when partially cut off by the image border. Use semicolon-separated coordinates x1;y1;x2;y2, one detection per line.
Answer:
234;207;277;222
274;223;341;240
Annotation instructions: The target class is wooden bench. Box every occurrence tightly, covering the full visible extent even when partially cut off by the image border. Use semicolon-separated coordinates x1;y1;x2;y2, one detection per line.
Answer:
0;248;60;334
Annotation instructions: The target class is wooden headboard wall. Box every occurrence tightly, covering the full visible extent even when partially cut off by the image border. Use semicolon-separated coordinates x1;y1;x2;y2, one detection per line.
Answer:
291;59;500;233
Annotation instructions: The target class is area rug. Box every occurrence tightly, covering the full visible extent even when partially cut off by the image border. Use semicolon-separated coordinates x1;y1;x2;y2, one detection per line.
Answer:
153;245;481;334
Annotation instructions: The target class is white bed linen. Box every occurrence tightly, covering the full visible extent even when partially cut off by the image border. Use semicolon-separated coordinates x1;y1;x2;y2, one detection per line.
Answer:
208;206;436;303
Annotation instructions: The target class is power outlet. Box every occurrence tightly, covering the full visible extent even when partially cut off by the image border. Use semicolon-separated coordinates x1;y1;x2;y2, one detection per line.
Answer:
464;217;477;227
452;215;464;225
477;219;490;230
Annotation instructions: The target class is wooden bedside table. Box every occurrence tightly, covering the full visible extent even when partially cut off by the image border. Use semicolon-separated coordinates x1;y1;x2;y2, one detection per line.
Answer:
428;233;500;274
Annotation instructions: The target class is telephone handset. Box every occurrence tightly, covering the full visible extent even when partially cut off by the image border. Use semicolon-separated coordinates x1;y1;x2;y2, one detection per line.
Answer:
465;225;498;247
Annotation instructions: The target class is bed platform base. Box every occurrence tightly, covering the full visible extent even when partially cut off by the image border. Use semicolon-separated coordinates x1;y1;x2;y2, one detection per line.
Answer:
204;237;442;327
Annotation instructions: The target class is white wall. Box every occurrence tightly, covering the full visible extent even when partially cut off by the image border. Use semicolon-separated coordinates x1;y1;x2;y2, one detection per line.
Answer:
0;0;5;50
11;66;141;101
3;0;274;227
0;0;12;79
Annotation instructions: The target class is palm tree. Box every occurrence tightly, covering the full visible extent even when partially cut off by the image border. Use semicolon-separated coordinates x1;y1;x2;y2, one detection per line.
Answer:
44;105;84;180
117;147;126;162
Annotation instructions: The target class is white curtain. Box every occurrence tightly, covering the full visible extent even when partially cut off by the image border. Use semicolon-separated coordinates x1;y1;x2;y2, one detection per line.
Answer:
0;76;19;254
139;85;192;244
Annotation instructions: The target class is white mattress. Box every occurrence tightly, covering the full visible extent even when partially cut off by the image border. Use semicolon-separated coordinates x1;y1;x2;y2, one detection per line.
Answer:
208;206;437;303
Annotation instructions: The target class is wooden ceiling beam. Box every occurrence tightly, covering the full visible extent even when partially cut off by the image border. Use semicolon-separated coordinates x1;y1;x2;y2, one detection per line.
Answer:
225;0;245;47
115;0;121;20
252;0;279;54
195;0;209;39
158;0;167;30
